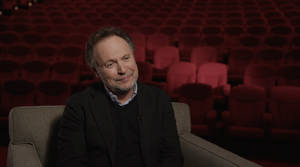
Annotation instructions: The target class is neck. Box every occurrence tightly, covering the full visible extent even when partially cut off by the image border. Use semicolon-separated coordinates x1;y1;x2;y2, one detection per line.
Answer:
115;88;134;104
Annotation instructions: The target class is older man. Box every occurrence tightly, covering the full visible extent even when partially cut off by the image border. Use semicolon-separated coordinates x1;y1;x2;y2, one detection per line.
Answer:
57;27;183;167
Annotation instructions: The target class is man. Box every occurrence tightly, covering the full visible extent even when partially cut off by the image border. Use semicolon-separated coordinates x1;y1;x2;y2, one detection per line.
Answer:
57;27;183;167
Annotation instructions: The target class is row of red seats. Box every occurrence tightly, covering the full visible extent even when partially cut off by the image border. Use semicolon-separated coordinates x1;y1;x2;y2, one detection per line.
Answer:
178;83;300;141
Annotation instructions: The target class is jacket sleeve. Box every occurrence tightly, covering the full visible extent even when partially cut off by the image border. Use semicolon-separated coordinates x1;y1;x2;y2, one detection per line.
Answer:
158;91;184;167
57;98;88;167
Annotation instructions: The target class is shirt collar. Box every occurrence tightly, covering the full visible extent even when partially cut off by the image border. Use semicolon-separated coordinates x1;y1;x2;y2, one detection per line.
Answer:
104;82;138;106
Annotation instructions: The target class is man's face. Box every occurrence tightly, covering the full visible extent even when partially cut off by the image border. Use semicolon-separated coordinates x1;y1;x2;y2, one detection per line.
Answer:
93;35;138;95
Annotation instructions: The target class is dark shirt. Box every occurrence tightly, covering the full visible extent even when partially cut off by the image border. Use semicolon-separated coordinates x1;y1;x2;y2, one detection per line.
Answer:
109;96;144;167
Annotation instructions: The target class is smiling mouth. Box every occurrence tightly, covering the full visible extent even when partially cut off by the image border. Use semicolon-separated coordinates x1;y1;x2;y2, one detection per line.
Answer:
115;74;132;82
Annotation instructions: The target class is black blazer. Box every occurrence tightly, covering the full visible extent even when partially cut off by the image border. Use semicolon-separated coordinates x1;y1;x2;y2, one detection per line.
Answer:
57;81;183;167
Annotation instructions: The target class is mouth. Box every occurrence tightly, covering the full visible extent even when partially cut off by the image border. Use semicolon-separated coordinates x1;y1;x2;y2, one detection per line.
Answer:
115;73;133;82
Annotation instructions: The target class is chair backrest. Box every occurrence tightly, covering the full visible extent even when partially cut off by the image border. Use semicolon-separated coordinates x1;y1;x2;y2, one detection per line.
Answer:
244;64;276;91
178;83;213;125
228;48;254;78
167;62;197;95
197;62;228;88
277;65;300;87
153;46;180;70
8;102;191;167
130;32;146;62
229;85;266;127
190;46;217;67
8;106;65;167
269;86;300;129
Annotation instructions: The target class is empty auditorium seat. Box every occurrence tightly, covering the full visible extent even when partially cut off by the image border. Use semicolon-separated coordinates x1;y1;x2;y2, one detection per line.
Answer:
2;80;35;115
60;45;83;63
256;48;284;66
146;34;170;62
34;44;57;63
284;49;300;65
7;44;32;62
22;32;44;45
222;85;268;138
51;61;79;84
0;60;20;83
247;26;268;36
0;31;19;44
10;23;31;33
166;62;197;98
36;80;70;105
130;32;146;62
153;46;180;82
178;35;202;61
197;63;229;96
277;65;300;87
239;35;262;49
178;83;217;136
136;61;152;84
21;61;50;84
45;33;66;46
190;46;217;67
268;86;300;140
244;64;277;95
228;48;254;84
264;35;289;49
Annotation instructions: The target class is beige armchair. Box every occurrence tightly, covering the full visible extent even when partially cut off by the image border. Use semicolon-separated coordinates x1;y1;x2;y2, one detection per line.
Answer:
7;103;261;167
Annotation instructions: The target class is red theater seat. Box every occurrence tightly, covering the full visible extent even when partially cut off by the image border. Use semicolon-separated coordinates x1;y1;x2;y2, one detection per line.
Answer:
0;60;20;83
166;62;197;98
34;44;57;63
285;49;300;65
228;48;254;83
7;44;32;62
51;61;79;84
268;86;300;141
136;61;152;84
222;85;268;139
2;80;35;115
130;32;146;62
178;35;202;61
178;83;217;137
190;46;217;67
21;61;50;84
152;46;180;82
146;34;171;62
36;80;71;105
244;64;276;95
277;65;300;87
197;62;229;96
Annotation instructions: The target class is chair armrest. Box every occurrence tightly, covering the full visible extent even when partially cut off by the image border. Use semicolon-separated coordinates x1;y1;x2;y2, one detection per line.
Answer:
222;110;231;128
7;143;42;167
263;113;272;134
180;133;262;167
206;110;217;128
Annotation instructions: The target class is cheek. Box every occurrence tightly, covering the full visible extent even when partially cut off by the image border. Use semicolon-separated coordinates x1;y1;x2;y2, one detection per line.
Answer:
100;70;117;82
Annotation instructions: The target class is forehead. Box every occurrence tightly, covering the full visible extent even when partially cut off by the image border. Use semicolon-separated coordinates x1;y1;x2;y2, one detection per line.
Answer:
93;35;133;63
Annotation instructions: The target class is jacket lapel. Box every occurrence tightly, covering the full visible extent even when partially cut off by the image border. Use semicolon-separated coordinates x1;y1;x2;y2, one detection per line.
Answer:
89;83;116;165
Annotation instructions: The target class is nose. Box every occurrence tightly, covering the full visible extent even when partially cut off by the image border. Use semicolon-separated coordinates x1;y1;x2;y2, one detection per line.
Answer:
117;62;126;75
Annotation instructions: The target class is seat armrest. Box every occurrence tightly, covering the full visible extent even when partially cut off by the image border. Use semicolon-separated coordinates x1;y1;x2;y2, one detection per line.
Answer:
7;143;42;167
180;133;261;167
222;110;231;128
180;133;262;167
206;110;217;128
263;113;272;134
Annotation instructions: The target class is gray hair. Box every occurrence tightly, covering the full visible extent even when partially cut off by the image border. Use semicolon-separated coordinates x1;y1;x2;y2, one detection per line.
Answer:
85;26;135;69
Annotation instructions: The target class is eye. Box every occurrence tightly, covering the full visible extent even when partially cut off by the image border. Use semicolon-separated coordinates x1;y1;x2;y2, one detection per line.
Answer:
104;62;114;69
122;55;130;61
